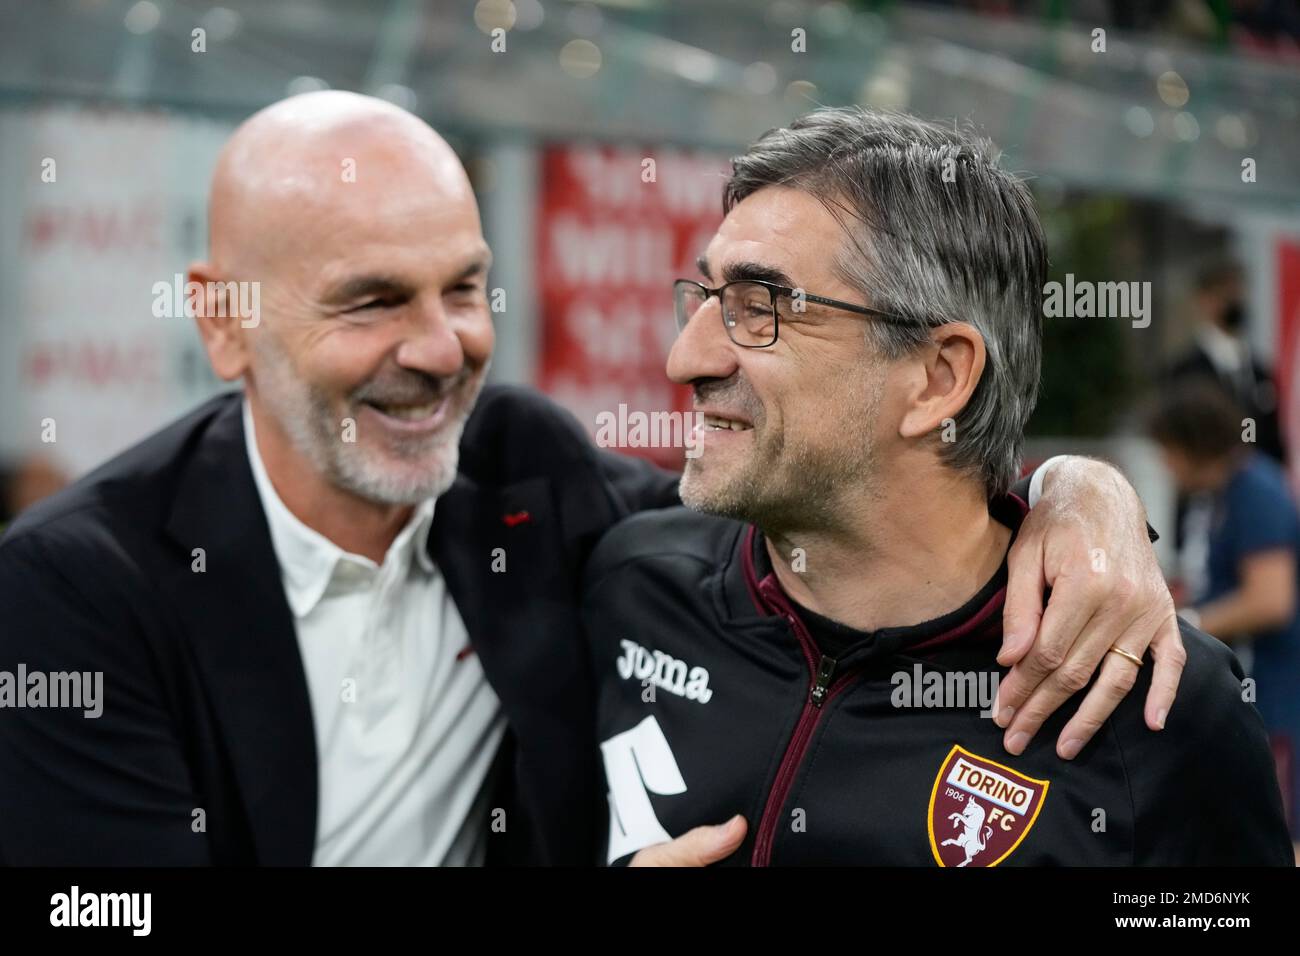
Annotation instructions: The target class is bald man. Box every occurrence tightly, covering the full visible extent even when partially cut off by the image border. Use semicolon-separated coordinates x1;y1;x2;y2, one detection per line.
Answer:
0;92;1182;866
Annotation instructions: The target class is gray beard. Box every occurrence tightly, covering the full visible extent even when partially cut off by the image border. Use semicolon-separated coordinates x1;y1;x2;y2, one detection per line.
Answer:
680;371;883;535
250;331;482;506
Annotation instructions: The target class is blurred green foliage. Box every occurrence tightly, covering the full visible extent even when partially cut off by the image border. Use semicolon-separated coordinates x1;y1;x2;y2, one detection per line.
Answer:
1028;195;1138;437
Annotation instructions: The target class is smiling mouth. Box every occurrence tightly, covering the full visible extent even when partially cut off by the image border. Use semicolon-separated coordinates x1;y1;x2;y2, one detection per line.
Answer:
363;399;444;422
702;414;753;432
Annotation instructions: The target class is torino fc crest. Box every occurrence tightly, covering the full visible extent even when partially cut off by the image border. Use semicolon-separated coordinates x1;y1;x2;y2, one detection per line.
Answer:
928;745;1049;867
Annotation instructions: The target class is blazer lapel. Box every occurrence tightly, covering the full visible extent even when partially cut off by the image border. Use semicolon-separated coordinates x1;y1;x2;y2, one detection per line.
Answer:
430;473;560;655
161;397;318;865
431;470;597;864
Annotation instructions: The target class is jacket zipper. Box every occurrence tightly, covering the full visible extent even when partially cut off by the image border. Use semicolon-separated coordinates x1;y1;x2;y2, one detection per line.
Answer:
751;612;861;867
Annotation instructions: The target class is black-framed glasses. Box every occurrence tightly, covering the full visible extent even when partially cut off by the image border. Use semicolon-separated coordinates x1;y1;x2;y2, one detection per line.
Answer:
672;278;910;348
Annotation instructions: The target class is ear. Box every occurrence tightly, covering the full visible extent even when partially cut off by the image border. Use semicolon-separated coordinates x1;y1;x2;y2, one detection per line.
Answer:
897;322;986;440
188;261;251;382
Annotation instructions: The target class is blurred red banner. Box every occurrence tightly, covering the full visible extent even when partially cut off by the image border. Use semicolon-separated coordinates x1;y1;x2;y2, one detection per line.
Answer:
1277;236;1300;495
536;144;727;468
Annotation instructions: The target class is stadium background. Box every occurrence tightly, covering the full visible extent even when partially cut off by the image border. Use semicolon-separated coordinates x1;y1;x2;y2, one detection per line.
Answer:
1;0;1298;582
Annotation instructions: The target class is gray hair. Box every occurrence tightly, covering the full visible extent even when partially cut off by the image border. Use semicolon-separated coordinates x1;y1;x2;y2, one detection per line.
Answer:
724;106;1046;497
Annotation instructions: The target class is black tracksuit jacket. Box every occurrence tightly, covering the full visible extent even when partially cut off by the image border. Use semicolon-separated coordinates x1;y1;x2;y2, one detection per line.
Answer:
582;496;1293;866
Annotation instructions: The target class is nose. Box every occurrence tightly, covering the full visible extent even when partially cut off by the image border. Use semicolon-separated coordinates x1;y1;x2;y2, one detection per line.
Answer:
666;294;740;385
393;297;468;378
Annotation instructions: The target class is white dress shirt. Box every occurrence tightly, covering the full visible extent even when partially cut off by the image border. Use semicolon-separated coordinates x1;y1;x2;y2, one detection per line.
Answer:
1196;321;1250;384
243;400;505;866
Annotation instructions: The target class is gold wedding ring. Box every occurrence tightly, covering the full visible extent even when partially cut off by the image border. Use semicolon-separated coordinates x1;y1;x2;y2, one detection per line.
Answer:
1107;645;1144;668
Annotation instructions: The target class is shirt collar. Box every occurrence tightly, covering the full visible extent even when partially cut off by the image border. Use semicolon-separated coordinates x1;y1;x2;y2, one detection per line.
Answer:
242;397;436;618
1196;321;1248;375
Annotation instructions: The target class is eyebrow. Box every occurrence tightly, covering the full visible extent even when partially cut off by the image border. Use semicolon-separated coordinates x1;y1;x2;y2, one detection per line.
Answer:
453;251;493;283
321;274;416;306
321;253;493;306
696;255;795;288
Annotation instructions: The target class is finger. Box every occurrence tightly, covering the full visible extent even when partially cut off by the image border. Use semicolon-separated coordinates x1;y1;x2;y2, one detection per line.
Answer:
1001;605;1119;754
1053;647;1143;759
998;532;1046;668
1144;611;1185;731
628;815;747;867
995;568;1102;726
636;815;745;867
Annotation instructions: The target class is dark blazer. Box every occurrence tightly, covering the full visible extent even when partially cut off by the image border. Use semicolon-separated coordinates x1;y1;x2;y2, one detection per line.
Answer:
0;387;678;866
1165;346;1285;463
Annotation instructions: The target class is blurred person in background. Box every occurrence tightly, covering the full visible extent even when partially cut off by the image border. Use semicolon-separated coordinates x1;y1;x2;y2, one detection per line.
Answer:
1163;259;1286;568
1148;378;1300;851
1165;259;1284;463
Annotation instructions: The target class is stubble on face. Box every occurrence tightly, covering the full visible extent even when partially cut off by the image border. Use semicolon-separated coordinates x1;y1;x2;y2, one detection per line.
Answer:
679;356;885;534
251;327;485;506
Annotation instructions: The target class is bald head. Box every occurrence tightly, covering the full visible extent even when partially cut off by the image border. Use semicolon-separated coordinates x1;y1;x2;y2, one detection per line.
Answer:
190;90;494;515
208;91;472;273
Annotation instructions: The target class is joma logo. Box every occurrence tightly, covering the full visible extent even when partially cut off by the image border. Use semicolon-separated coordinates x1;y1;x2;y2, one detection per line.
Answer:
616;639;713;704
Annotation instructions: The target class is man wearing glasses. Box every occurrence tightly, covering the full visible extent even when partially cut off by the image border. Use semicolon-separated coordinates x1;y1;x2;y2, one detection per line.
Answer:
673;270;895;346
585;106;1292;866
0;93;1203;866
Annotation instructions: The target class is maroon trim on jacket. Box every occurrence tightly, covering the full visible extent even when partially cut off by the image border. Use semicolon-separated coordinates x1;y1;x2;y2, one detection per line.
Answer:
739;493;1030;653
740;524;767;617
